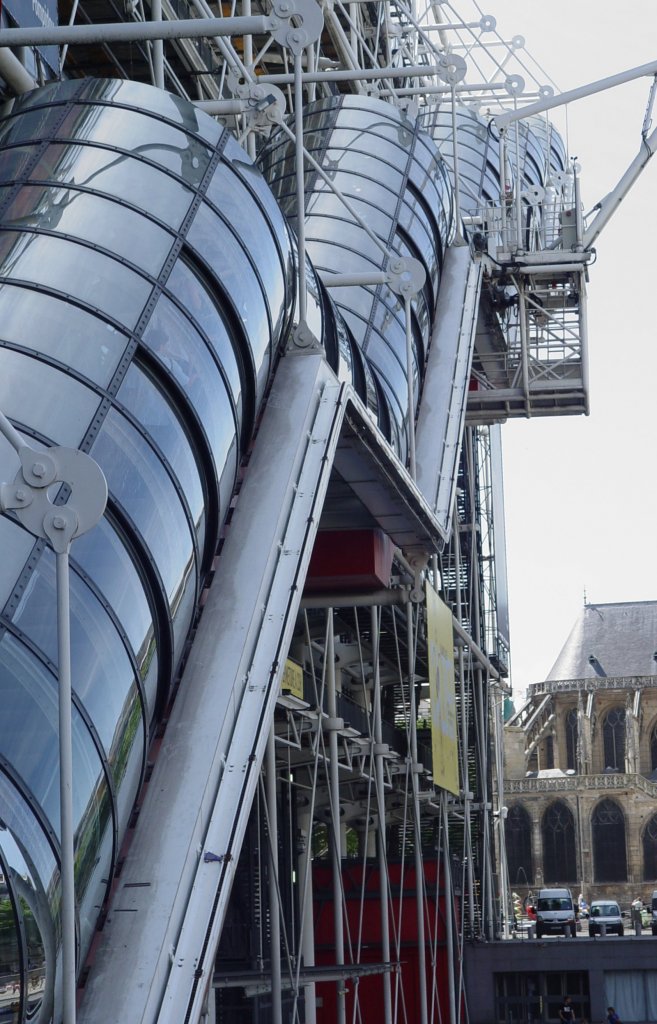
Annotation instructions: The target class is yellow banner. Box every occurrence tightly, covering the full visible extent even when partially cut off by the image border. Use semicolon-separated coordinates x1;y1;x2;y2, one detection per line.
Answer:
281;659;304;701
426;583;459;795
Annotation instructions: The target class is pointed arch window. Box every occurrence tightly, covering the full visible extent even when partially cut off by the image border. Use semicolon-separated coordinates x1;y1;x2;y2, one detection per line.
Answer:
592;799;627;882
566;708;578;772
603;706;625;771
542;800;576;883
650;723;657;772
643;814;657;880
505;804;533;886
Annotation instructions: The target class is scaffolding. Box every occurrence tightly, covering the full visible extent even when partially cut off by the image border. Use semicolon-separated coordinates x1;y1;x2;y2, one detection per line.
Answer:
1;2;646;1024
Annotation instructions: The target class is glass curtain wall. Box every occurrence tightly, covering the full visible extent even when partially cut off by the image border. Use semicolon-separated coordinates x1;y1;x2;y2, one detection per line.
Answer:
260;94;455;463
0;78;295;1021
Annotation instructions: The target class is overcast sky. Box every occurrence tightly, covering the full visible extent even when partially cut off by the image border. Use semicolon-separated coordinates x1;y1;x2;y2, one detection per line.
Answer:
487;1;657;699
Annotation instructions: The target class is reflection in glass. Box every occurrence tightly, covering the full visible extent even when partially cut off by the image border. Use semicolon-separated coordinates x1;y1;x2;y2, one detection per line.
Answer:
0;348;100;448
91;409;197;665
0;633;106;841
118;364;205;547
29;143;195;227
0;283;128;386
12;547;143;775
1;185;174;275
0;232;150;329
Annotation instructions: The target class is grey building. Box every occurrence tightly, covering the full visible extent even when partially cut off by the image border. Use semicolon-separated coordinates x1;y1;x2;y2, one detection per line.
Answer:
505;601;657;907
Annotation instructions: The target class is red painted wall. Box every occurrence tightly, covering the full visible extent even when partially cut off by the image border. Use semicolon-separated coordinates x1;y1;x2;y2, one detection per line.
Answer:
312;860;455;1022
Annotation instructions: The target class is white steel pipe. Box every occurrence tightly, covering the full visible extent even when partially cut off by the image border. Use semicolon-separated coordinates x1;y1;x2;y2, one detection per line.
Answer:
253;65;517;90
496;57;657;130
404;295;416;481
371;607;393;1024
151;0;164;89
441;792;458;1024
297;809;317;1024
294;52;308;326
266;729;282;1024
583;122;657;249
407;605;428;1024
326;610;346;1024
579;276;590;415
323;271;388;288
57;548;77;1024
0;47;36;93
0;15;273;47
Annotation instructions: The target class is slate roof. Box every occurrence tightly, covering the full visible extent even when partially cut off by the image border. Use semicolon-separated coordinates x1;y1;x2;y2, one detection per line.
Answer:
546;601;657;681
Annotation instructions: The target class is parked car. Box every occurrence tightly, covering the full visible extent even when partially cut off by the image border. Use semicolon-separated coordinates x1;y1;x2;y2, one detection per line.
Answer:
535;888;577;938
588;900;624;936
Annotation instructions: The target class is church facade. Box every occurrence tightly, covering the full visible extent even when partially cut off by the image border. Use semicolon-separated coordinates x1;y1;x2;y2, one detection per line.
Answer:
504;602;657;909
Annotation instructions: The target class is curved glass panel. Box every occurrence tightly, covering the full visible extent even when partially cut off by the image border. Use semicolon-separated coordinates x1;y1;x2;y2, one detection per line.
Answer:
70;517;158;717
0;632;105;840
0;828;49;1021
1;185;174;275
65;78;224;146
11;547;142;770
0;348;100;446
117;364;205;548
205;165;287;334
0;774;56;1022
0;517;34;609
91;409;197;658
187;206;271;400
24;142;196;227
225;140;293;266
53;105;214;189
0;283;128;385
141;294;239;506
166;261;243;412
0;232;151;329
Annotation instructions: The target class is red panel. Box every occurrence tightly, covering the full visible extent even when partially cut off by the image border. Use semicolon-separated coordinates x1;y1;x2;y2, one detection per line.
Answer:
312;860;456;1023
305;529;394;593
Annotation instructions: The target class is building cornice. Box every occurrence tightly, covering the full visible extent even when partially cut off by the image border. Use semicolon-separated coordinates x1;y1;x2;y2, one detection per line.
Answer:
506;772;657;796
527;676;657;697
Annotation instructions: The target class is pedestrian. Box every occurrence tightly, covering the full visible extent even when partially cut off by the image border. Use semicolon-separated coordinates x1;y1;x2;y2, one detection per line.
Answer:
559;995;576;1024
606;1008;621;1024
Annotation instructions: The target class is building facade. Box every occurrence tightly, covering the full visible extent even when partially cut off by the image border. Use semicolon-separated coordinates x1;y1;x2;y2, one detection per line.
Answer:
505;602;657;908
0;1;597;1022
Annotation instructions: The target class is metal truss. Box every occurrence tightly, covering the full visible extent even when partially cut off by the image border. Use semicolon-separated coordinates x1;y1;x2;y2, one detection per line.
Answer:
3;1;656;1023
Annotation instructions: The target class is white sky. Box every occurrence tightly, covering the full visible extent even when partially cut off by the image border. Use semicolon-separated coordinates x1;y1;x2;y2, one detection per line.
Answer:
487;2;657;700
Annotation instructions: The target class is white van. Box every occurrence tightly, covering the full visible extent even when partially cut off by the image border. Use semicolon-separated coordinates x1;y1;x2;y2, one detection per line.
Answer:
535;887;577;938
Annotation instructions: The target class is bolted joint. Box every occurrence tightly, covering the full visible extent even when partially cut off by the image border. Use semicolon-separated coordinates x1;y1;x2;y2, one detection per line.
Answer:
270;0;323;52
20;448;57;488
386;256;426;297
43;505;79;553
288;321;323;352
0;481;33;512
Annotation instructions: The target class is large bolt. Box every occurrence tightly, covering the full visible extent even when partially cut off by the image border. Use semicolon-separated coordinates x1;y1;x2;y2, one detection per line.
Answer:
52;515;67;530
15;488;26;501
32;462;46;478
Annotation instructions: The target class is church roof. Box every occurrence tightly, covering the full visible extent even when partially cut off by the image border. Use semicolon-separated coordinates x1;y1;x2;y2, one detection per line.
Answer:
547;601;657;681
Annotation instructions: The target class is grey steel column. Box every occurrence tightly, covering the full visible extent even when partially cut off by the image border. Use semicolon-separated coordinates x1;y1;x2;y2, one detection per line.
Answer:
56;547;77;1024
407;603;428;1024
266;727;282;1024
442;791;457;1024
297;809;317;1024
326;609;346;1024
371;606;392;1024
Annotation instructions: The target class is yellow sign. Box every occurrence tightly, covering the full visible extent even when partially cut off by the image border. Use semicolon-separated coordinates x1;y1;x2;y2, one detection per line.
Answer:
281;659;304;700
426;583;459;795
